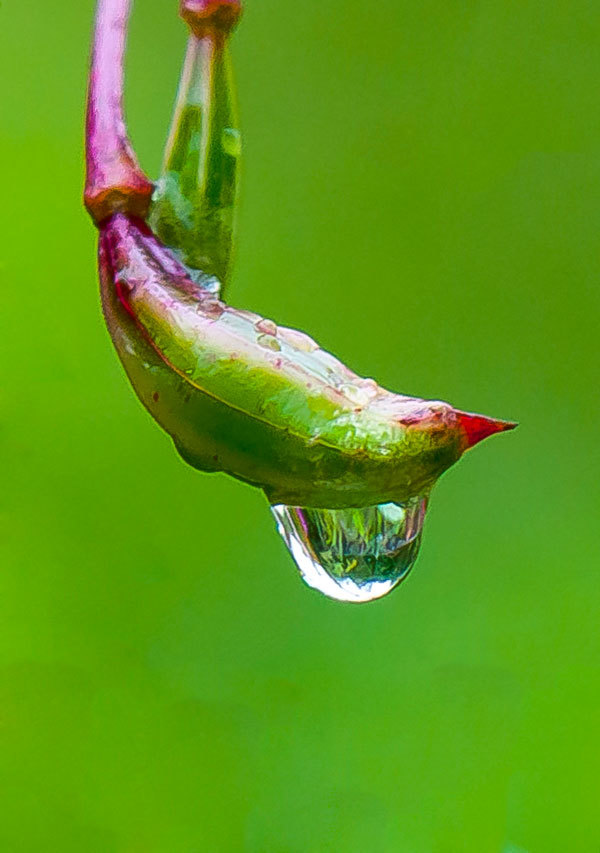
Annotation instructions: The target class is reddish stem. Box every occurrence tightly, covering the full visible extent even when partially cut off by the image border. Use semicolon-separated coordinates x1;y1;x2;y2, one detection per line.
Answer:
180;0;242;39
84;0;154;225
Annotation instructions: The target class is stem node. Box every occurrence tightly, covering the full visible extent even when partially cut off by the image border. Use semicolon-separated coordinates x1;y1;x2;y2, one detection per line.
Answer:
84;0;154;226
180;0;242;38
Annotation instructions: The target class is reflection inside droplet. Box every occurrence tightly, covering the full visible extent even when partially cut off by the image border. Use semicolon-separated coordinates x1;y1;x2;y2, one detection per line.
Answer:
271;496;427;603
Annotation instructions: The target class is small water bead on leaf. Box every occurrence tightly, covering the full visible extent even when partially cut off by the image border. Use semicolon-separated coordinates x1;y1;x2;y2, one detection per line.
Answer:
188;269;222;296
221;126;241;158
196;296;225;320
277;328;319;353
271;497;427;603
338;381;380;407
257;333;281;352
254;318;278;336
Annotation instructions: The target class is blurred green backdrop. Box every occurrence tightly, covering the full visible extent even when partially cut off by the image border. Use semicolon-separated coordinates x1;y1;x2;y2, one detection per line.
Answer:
2;0;599;850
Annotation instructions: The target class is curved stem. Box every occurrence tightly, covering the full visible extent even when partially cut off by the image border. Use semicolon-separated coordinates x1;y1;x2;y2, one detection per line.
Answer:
84;0;154;225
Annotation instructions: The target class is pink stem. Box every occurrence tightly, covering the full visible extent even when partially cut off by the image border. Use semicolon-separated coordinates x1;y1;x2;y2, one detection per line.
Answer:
84;0;154;225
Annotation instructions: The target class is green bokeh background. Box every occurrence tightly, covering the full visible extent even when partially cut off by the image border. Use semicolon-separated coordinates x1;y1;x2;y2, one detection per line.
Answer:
2;0;599;850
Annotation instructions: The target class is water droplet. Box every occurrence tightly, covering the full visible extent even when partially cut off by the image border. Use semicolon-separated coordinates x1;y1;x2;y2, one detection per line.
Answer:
271;496;427;603
221;126;242;158
189;270;222;296
338;382;378;406
359;378;381;402
258;333;281;352
278;327;319;353
255;318;278;336
197;297;225;320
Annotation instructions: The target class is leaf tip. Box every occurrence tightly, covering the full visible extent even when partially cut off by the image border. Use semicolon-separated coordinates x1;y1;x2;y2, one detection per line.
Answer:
455;410;518;449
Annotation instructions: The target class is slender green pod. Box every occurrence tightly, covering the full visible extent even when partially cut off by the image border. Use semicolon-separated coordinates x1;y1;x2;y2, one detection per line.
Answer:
99;212;513;507
149;16;240;288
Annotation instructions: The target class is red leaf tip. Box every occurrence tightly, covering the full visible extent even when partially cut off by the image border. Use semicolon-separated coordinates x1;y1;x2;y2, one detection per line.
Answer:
455;410;518;449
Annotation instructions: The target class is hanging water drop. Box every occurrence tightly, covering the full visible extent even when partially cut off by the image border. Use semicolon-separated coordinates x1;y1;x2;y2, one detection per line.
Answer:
271;496;427;603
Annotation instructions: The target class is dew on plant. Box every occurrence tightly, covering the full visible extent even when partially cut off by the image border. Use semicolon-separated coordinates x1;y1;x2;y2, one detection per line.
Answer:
272;497;427;602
